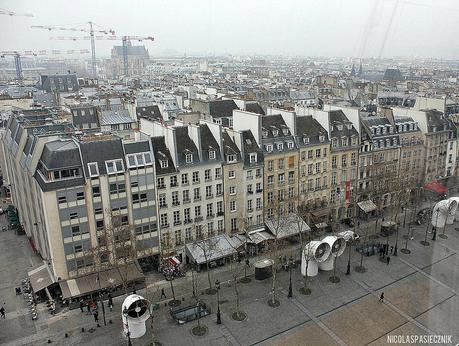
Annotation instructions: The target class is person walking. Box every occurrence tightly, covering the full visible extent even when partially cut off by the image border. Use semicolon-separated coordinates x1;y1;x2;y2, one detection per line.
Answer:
86;302;91;315
93;310;99;323
79;299;84;312
0;306;5;319
160;288;167;299
386;256;391;265
108;294;113;312
379;292;384;303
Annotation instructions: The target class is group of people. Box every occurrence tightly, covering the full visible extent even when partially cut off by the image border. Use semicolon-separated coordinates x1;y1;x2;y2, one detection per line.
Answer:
79;294;114;325
378;243;392;265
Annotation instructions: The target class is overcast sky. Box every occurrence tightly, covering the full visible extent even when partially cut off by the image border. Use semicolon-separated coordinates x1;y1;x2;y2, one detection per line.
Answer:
1;0;458;59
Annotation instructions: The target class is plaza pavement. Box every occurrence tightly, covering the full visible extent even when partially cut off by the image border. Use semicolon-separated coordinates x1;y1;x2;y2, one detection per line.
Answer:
1;207;458;346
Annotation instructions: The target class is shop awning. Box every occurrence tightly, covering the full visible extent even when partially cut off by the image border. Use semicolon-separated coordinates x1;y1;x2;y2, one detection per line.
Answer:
357;200;377;213
167;256;180;266
59;263;144;299
311;208;330;218
28;262;56;293
248;231;274;244
424;181;448;194
265;214;311;240
185;234;239;265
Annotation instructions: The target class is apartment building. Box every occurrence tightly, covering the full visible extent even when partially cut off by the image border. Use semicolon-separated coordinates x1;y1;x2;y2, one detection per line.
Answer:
359;115;400;210
295;115;330;224
142;119;225;263
0;112;158;283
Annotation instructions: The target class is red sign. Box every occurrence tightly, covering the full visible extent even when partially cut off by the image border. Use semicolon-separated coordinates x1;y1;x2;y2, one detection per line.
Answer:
345;181;351;202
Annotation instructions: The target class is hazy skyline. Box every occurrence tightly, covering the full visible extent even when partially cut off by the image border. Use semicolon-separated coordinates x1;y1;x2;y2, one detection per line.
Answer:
1;0;458;59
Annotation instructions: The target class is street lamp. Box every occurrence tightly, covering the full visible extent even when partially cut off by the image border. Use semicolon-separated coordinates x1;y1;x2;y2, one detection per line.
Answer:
122;306;133;346
215;280;221;324
346;222;357;275
287;257;293;298
394;224;399;256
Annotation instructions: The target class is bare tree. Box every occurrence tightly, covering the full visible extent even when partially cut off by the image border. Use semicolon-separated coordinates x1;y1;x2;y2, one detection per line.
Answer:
296;203;312;295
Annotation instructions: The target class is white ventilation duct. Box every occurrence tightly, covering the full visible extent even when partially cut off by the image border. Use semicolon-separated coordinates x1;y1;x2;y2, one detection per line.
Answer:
445;197;459;224
432;199;458;228
121;294;150;339
318;236;346;271
301;241;331;277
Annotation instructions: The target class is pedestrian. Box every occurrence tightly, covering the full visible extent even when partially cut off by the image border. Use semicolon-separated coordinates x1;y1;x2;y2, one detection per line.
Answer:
79;299;84;312
390;246;394;254
0;306;5;319
160;288;166;299
108;294;113;312
86;302;91;315
386;256;390;265
379;292;384;303
93;310;99;323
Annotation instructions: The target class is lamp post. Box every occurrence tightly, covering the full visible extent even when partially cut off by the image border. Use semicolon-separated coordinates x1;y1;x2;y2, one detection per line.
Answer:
215;280;221;324
287;257;293;298
123;307;133;346
394;224;399;256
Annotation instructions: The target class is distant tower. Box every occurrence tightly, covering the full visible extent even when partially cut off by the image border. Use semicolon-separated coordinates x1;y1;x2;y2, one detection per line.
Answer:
357;59;363;77
350;63;356;77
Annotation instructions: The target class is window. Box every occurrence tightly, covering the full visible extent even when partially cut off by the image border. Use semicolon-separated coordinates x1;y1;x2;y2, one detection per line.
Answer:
247;200;253;211
268;191;274;202
194;188;201;200
315;162;321;173
308;179;313;191
230;201;236;212
278;173;285;184
288;186;294;198
209;150;216;160
332;138;338;148
74;244;83;253
304;137;310;144
307;150;313;159
341;137;348;147
206;203;213;217
249;154;257;163
341;155;347;167
157;177;165;189
182;173;188;185
195;206;201;217
160;214;168;227
205;169;211;181
192;171;199;183
172;191;179;205
279;159;285;170
185;228;192;242
332;155;337;168
70;212;78;220
216;183;223;196
159;194;167;208
170;175;178;187
110;183;125;194
307;164;313;175
231;218;237;232
315;149;321;158
256;198;262;210
96;220;104;231
268;160;274;171
256;182;262;192
265;144;273;152
88;163;99;177
256;168;262;178
247;170;253;179
106;159;124;174
287;141;294;149
206;185;212;198
182;190;190;203
215;168;222;179
319;135;325;142
247;184;253;193
208;222;214;236
277;143;284;151
227;154;236;163
92;186;100;197
288;171;294;183
175;230;182;245
95;207;102;215
217;201;223;214
315;177;321;189
58;196;67;204
173;211;181;225
71;226;80;236
229;170;235;179
160;160;168;168
185;153;193;163
268;175;274;185
131;181;138;188
229;186;236;195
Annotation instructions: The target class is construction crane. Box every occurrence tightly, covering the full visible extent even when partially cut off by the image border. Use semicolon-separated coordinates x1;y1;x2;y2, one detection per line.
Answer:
0;9;34;17
50;35;154;76
31;22;115;79
0;49;90;81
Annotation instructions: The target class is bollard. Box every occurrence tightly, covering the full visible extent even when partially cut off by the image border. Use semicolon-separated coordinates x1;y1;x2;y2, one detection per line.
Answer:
65;333;68;338
81;327;85;333
182;297;185;301
109;319;113;324
47;340;52;344
97;323;100;328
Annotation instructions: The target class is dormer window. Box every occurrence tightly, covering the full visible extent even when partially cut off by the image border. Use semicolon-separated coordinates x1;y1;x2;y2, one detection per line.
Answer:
209;150;216;160
282;129;289;135
262;130;268;138
304;137;310;144
332;138;338;148
337;124;343;131
277;143;284;151
186;153;193;163
88;162;99;177
432;126;437;132
376;127;381;135
126;152;153;169
245;138;252;145
265;144;273;152
346;124;352;130
382;127;387;134
374;141;379;149
272;129;279;137
227;154;236;163
287;141;294;149
319;135;325;142
106;159;124;175
341;137;348;147
389;127;393;133
249;153;257;163
160;159;168;168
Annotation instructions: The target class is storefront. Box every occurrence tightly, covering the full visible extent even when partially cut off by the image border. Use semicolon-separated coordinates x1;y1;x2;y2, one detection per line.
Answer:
357;199;377;219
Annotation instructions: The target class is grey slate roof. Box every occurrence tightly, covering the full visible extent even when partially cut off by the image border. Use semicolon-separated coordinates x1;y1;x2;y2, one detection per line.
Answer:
136;105;162;121
245;103;265;115
79;136;125;176
295;116;329;147
40;140;81;170
222;131;241;159
123;140;151;155
209;100;239;118
151;136;176;175
329;110;359;138
175;126;199;166
200;124;221;162
100;110;134;125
